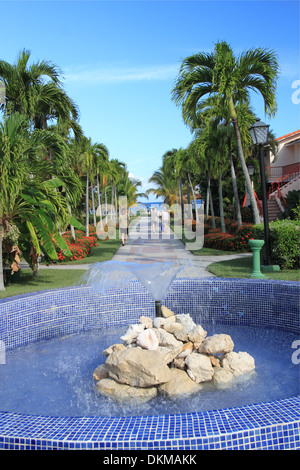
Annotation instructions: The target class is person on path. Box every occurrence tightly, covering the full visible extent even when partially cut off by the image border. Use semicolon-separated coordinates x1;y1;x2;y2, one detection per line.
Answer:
119;208;130;246
151;207;158;234
162;206;170;233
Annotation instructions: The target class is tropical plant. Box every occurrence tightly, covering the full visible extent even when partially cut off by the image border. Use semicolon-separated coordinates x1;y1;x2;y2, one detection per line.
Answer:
0;113;83;290
172;40;279;225
0;49;78;130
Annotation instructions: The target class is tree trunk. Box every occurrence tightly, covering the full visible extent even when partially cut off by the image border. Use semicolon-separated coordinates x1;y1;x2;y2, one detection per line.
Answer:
0;225;5;291
218;164;226;233
91;182;96;227
104;187;108;224
96;173;103;230
67;198;76;241
188;172;199;222
206;178;210;221
85;172;89;237
179;176;184;218
209;187;216;228
229;98;260;224
207;174;216;228
228;136;242;227
110;182;114;220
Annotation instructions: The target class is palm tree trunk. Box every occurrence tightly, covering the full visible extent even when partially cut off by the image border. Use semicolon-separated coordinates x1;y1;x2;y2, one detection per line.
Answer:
85;172;89;237
218;164;226;233
91;181;96;227
228;136;242;227
97;173;103;230
188;172;199;222
0;225;5;291
104;187;108;224
207;173;216;229
110;182;114;220
229;98;260;224
179;176;184;219
67;198;76;241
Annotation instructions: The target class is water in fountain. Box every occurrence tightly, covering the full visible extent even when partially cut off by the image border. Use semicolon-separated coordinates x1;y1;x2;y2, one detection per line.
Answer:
83;260;185;302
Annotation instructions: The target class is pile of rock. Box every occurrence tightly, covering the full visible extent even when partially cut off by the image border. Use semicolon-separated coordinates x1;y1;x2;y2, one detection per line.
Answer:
93;306;255;403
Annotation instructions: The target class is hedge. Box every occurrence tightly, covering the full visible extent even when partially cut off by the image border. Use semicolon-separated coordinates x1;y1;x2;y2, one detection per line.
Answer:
204;223;254;252
253;219;300;269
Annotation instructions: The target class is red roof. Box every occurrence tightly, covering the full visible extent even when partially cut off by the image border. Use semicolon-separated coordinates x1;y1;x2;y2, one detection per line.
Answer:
275;130;300;141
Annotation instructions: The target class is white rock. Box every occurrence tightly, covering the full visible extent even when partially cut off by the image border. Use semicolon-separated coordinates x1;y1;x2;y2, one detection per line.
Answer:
161;305;175;318
153;316;176;329
185;352;214;383
177;342;193;358
155;328;183;364
199;334;234;355
221;351;255;376
163;322;183;335
139;316;153;329
158;368;201;397
102;343;126;357
120;324;145;344
96;378;157;403
93;364;109;381
105;347;170;387
188;325;207;344
212;367;234;385
136;328;159;350
175;314;197;334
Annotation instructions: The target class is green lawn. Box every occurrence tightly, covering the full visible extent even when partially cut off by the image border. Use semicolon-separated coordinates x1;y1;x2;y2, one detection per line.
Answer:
0;269;85;299
191;246;244;256
1;234;122;299
207;255;300;281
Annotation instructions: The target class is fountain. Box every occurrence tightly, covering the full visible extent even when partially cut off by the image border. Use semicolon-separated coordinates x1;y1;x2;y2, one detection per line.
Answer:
84;261;256;403
83;260;185;317
0;261;299;450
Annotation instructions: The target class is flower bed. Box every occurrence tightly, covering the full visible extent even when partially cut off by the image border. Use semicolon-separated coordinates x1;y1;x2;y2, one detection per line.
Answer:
204;224;254;252
53;226;98;263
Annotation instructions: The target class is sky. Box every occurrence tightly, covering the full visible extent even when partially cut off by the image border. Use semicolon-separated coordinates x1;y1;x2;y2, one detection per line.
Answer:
0;0;299;201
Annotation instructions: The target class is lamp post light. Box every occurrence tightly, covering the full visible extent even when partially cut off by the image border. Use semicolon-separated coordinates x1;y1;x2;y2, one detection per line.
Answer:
247;163;255;177
249;118;272;266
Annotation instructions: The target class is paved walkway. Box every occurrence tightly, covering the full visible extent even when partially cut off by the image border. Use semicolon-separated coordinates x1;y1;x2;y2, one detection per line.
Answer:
112;216;249;278
20;216;250;277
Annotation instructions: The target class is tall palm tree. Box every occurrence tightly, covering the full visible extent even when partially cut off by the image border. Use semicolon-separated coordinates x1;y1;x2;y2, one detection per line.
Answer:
0;49;79;132
94;144;109;230
172;41;279;225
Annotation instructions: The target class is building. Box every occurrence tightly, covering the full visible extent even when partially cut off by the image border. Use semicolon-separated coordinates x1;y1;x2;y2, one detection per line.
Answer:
266;130;300;221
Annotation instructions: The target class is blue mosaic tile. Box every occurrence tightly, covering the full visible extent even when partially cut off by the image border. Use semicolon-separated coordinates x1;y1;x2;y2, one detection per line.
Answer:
0;278;299;450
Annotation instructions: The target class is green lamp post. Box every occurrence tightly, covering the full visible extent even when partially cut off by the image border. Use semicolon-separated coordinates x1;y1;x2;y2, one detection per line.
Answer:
248;239;266;278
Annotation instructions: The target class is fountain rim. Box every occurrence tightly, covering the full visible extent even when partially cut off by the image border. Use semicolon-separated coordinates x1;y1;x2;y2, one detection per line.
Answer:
0;278;299;450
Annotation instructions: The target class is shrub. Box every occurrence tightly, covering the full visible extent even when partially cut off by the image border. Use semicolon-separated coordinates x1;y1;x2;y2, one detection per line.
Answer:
253;219;300;269
45;226;98;263
204;223;254;252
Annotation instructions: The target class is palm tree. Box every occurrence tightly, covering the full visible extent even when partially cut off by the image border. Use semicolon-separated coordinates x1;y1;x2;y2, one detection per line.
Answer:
172;41;279;225
0;49;79;133
0;113;72;290
94;144;109;230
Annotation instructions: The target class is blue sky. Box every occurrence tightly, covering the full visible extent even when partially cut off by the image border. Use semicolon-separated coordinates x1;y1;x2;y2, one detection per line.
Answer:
1;0;299;201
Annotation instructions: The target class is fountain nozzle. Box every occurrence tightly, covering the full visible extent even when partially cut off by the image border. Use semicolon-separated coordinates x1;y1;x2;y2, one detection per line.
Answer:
155;300;162;317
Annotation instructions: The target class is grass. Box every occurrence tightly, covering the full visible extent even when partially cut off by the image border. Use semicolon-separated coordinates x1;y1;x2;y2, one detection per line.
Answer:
191;246;244;256
1;234;122;299
0;269;85;299
207;255;300;281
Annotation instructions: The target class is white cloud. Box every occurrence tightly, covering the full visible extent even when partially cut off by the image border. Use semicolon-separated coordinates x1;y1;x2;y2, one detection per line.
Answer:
63;64;179;85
